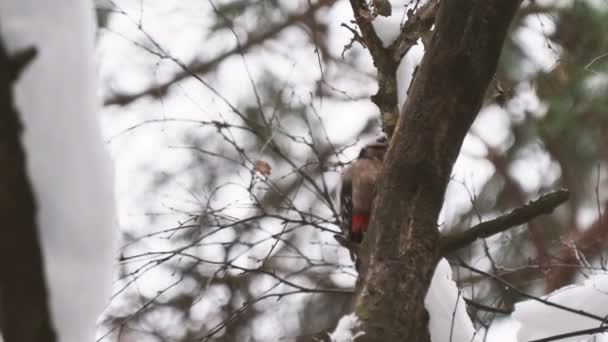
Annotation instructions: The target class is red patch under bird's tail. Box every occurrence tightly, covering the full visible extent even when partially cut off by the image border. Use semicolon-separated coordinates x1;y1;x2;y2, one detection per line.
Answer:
350;213;370;243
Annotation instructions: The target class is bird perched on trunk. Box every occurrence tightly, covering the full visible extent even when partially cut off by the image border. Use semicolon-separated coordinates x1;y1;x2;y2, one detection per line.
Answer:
336;137;387;269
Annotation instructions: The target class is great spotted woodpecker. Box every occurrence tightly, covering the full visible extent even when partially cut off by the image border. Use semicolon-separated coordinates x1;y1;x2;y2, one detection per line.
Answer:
339;138;387;244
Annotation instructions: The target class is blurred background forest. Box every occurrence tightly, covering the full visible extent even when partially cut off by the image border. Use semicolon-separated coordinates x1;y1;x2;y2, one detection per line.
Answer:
95;0;608;341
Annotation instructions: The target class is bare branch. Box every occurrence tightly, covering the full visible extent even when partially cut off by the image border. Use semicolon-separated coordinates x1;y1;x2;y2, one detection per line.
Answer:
458;260;608;325
103;0;337;106
440;189;570;254
529;326;608;342
463;297;511;315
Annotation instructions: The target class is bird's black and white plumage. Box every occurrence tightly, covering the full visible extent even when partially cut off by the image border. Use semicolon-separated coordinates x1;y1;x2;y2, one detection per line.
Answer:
339;137;388;244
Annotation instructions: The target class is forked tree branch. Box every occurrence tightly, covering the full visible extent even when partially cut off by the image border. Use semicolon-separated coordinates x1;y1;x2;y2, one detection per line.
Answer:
347;0;437;136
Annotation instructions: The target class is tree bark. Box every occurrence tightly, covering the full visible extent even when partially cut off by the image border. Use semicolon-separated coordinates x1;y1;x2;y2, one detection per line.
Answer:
354;1;522;340
0;39;57;341
348;0;437;137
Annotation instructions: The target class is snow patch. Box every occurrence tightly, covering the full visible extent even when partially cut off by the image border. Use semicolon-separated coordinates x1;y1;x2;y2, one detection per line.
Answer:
396;43;424;111
328;260;479;342
372;4;408;48
425;259;479;342
514;273;608;341
329;313;365;342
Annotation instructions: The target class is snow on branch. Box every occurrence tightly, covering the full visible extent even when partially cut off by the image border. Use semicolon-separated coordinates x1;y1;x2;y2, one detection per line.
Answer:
330;259;481;342
459;261;608;327
346;0;437;136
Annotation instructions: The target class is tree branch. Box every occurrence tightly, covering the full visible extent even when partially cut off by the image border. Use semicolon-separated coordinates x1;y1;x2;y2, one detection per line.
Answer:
458;260;608;325
347;0;387;63
104;0;336;106
529;326;608;342
347;0;437;137
463;297;511;315
387;0;437;61
543;199;608;292
440;189;570;254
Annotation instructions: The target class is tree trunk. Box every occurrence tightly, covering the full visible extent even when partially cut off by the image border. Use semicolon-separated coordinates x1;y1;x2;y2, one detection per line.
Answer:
0;40;57;342
354;1;522;340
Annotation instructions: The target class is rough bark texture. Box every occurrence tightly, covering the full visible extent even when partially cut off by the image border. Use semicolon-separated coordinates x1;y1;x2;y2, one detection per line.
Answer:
0;39;57;341
353;1;522;340
348;0;437;137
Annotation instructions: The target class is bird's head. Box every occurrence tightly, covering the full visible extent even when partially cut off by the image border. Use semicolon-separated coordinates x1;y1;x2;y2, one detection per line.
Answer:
358;136;388;160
